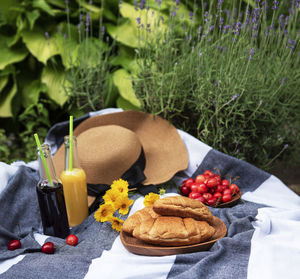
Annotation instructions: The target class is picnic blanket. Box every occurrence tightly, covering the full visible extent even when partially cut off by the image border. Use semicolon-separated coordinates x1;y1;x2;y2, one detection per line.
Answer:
0;108;300;279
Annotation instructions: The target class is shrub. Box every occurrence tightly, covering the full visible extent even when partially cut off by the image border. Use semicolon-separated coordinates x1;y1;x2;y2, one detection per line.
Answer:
133;0;300;169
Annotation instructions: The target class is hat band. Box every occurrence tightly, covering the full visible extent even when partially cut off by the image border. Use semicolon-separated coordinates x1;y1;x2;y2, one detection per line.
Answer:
87;148;147;212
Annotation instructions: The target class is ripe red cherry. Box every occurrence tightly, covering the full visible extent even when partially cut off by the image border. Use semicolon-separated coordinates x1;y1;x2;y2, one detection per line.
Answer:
216;185;224;193
213;192;222;200
42;242;55;254
195;174;206;184
206;197;217;206
197;183;208;194
195;196;206;203
213;174;221;184
222;194;232;203
180;185;190;196
8;240;21;251
206;177;218;188
202;193;212;201
223;189;232;196
66;234;78;246
183;178;194;188
190;183;199;193
229;184;239;195
203;170;214;177
189;192;202;199
221;179;230;187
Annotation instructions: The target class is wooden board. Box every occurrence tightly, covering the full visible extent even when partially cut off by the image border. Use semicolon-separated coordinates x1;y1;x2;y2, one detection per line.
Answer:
120;216;227;256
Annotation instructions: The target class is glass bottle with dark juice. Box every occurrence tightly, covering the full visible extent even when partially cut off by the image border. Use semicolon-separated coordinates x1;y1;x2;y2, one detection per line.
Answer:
36;144;70;238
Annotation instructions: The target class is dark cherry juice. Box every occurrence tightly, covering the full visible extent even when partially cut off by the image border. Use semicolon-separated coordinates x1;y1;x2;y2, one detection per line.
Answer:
36;181;70;238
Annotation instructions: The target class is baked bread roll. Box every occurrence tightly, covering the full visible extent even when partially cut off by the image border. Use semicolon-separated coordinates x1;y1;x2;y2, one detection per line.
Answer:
153;196;214;224
132;216;215;246
122;206;160;234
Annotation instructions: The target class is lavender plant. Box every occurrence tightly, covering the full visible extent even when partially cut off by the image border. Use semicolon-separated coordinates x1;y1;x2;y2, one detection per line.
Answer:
133;0;300;169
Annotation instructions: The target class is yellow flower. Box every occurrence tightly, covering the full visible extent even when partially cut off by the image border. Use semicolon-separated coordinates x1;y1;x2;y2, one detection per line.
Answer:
110;179;129;195
110;216;124;232
103;189;119;205
114;195;134;215
94;203;114;222
143;192;160;207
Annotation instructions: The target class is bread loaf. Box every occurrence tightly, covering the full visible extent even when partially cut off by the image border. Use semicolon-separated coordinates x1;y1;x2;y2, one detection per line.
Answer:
153;196;214;224
132;216;215;246
122;206;160;234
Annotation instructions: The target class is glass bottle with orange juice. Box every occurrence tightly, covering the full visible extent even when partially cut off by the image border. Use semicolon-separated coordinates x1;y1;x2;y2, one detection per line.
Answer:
61;135;89;227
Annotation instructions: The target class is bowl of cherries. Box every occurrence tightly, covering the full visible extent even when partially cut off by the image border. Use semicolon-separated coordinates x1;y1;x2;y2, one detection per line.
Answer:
180;169;242;207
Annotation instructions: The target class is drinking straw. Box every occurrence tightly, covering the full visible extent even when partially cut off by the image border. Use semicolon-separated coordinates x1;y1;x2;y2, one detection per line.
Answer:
34;133;53;186
69;116;73;171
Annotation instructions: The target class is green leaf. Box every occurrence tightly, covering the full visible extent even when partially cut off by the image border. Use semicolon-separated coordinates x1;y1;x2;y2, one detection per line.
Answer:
22;26;60;64
0;76;9;92
33;0;55;16
112;69;141;108
0;0;20;24
116;96;140;111
22;79;47;107
77;0;102;19
106;21;139;48
0;79;17;118
26;9;40;30
0;35;28;70
41;66;68;106
45;0;66;9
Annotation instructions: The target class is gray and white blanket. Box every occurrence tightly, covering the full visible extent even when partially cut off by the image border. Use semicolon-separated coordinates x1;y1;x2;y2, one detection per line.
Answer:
0;108;299;279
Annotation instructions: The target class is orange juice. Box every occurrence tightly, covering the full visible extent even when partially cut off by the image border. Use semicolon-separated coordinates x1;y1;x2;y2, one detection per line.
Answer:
61;168;88;227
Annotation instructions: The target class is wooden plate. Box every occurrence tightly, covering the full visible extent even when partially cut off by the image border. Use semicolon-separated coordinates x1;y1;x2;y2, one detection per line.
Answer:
211;190;242;208
120;216;227;256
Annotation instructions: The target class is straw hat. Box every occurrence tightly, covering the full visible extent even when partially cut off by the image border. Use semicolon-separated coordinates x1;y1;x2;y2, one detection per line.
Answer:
53;110;188;187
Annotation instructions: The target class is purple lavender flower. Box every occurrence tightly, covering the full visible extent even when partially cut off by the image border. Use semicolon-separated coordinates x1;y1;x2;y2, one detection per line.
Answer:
217;0;224;10
284;144;289;149
287;38;296;50
223;24;231;33
219;17;224;27
139;0;146;10
160;16;164;23
86;13;90;27
189;11;193;20
88;0;93;4
176;0;180;6
248;48;255;60
296;0;300;8
252;8;260;24
134;0;138;11
198;26;202;34
231;94;239;101
146;23;151;32
278;14;285;30
45;32;49;39
101;26;105;35
204;11;209;24
209;25;215;32
136;17;141;24
119;0;122;4
63;33;66;40
281;77;286;84
272;0;279;10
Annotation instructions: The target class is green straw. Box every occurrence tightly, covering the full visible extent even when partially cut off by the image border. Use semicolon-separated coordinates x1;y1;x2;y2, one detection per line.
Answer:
34;133;53;186
69;116;73;171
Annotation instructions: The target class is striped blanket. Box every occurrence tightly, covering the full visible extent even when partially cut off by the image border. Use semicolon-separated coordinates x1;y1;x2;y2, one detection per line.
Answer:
0;108;299;279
